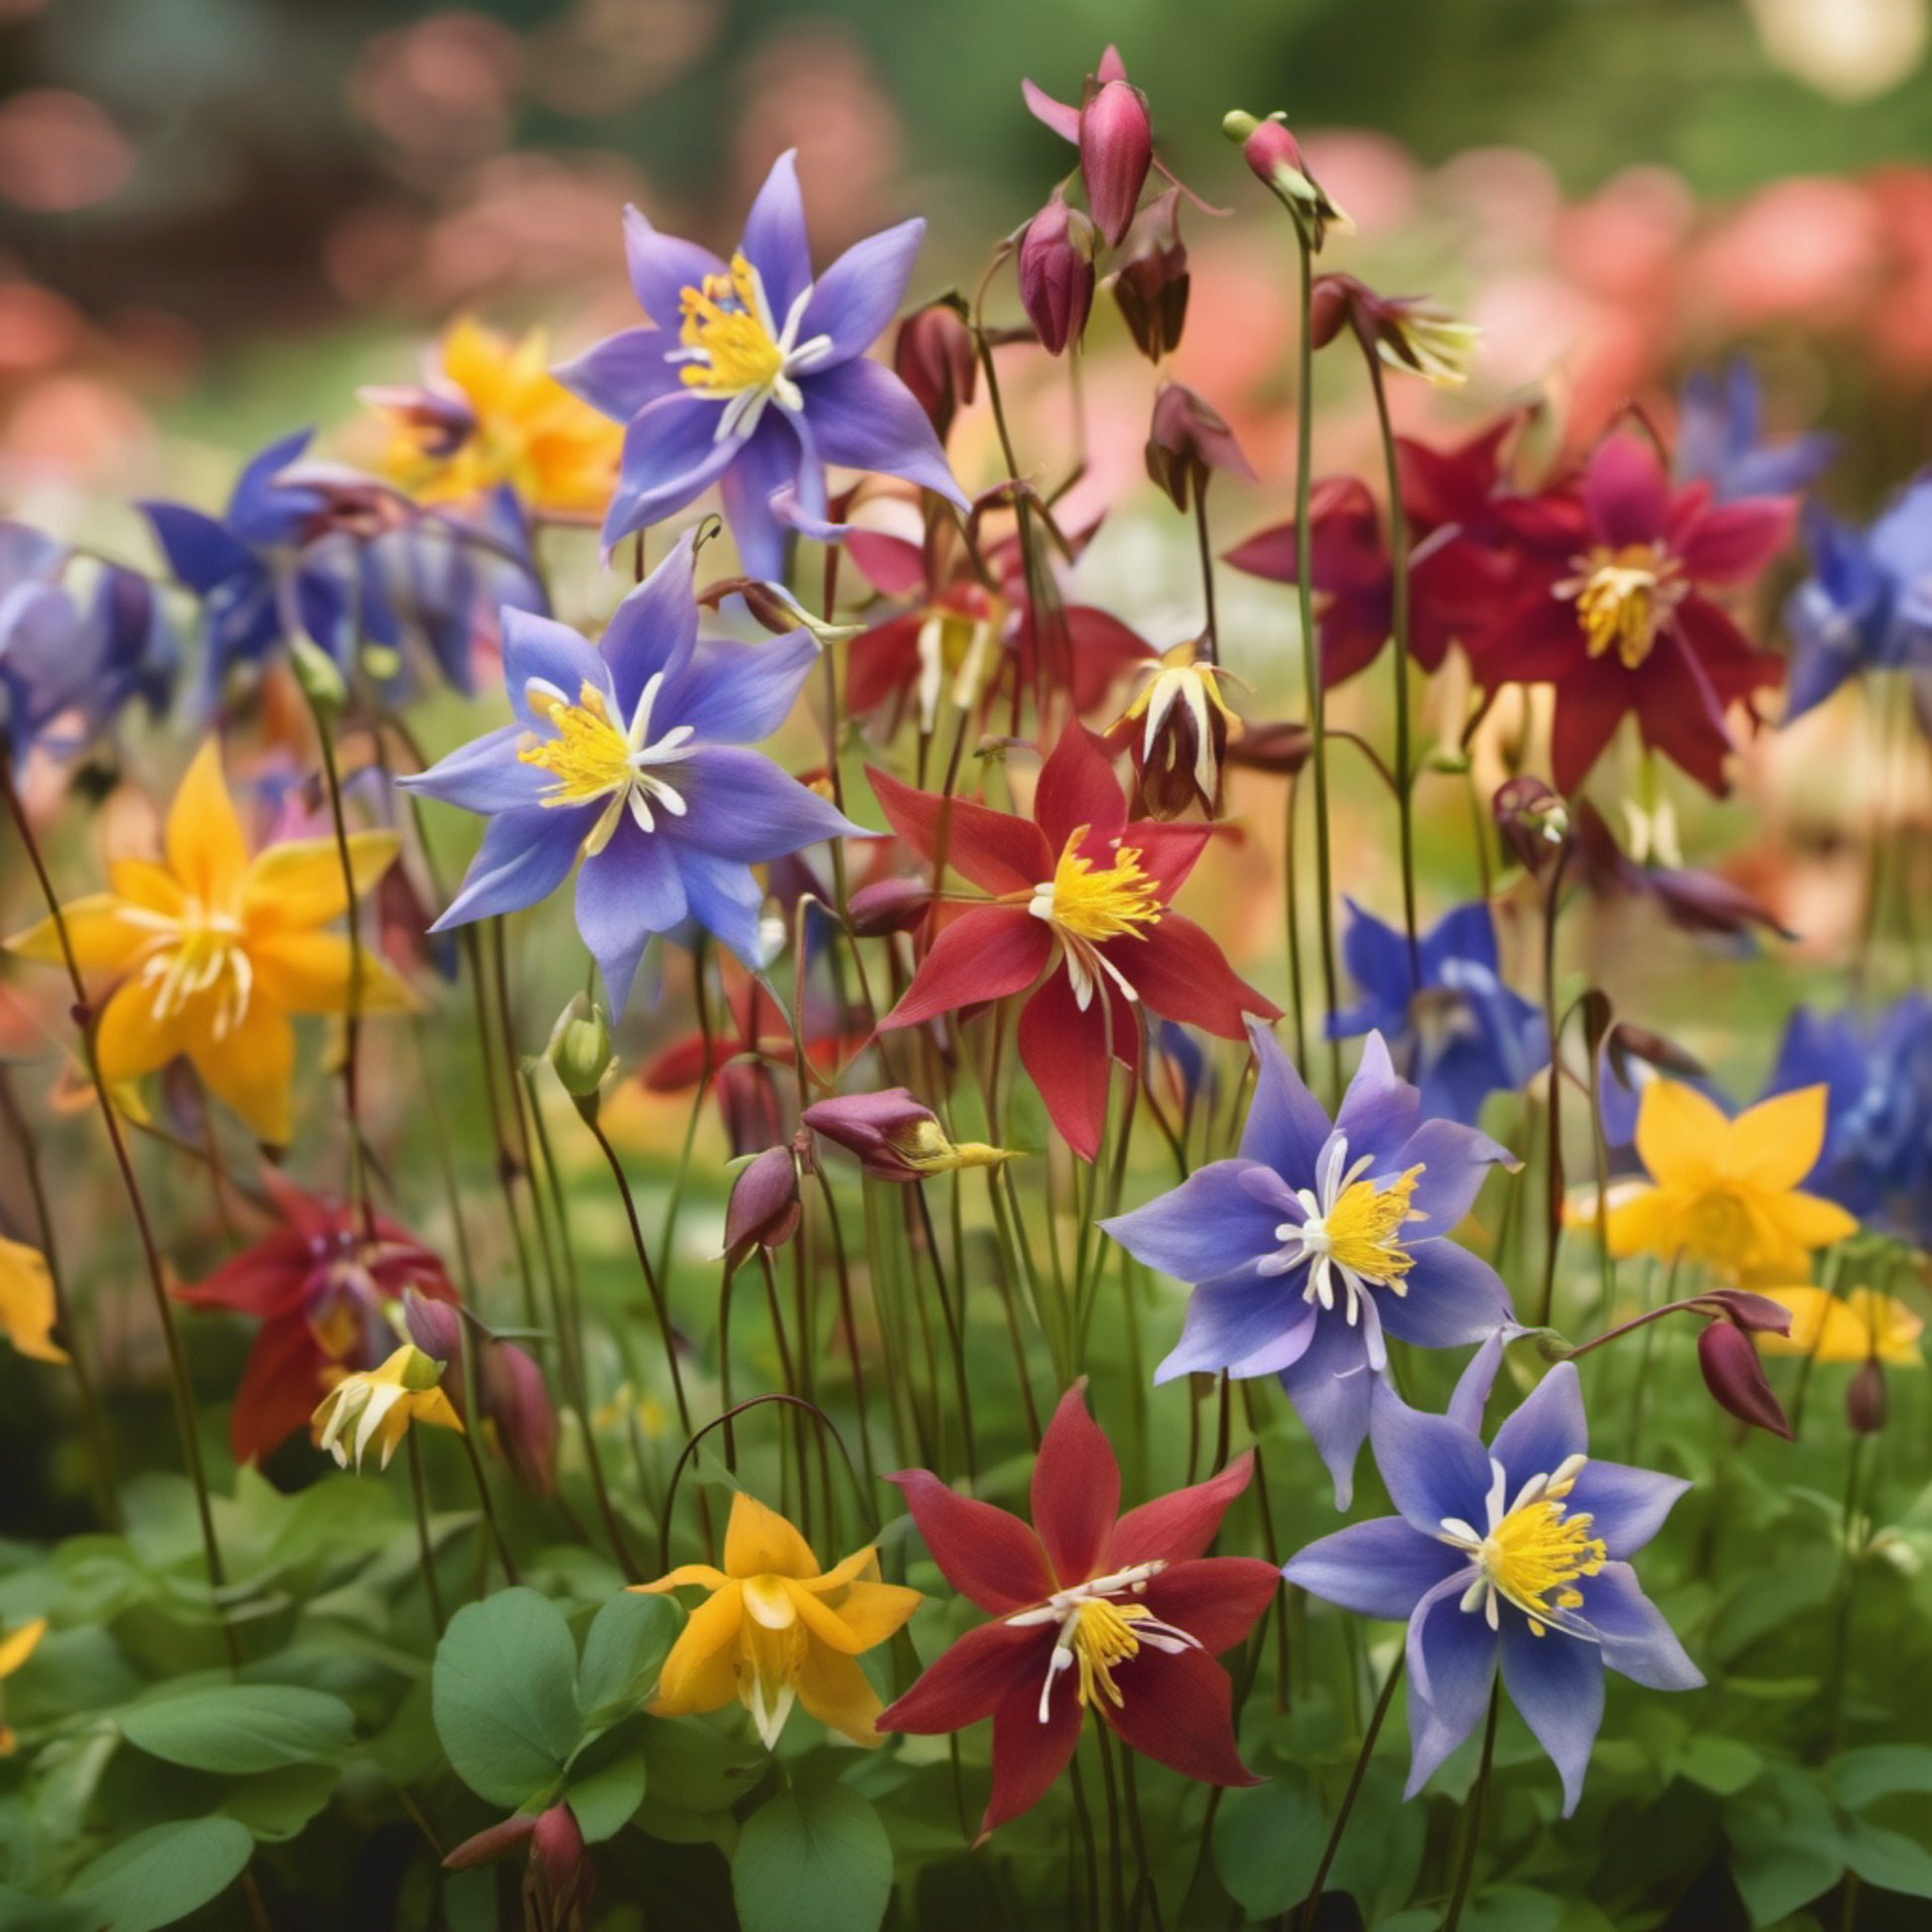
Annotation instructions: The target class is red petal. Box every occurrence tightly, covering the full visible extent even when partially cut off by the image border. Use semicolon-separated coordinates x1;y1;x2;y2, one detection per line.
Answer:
259;1165;339;1241
1017;970;1131;1162
1675;496;1795;586
880;906;1050;1032
866;763;1051;897
1031;1383;1121;1587
845;614;922;717
1549;661;1628;794
1033;725;1128;856
1132;822;1211;901
1585;434;1669;548
888;1469;1055;1612
1632;635;1739;797
877;1619;1043;1733
1103;1646;1262;1788
842;528;929;599
983;1664;1085;1836
1125;914;1279;1038
174;1232;312;1315
1060;606;1157;714
1108;1450;1255;1571
230;1318;328;1465
1140;1555;1282;1654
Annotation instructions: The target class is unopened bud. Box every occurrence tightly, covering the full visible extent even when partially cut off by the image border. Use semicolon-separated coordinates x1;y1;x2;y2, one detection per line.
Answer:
526;1801;594;1932
1222;110;1349;248
444;1812;538;1869
895;305;979;445
1145;382;1256;514
1107;644;1235;819
1018;189;1096;356
803;1088;1017;1182
1080;76;1153;249
846;877;933;937
547;993;613;1111
1493;775;1570;878
289;636;347;716
702;577;860;646
1847;1355;1886;1435
402;1289;464;1372
1111;189;1189;362
1689;1288;1794;1336
1311;273;1477;386
483;1339;559;1495
1225;719;1313;775
723;1144;802;1266
1698;1319;1793;1441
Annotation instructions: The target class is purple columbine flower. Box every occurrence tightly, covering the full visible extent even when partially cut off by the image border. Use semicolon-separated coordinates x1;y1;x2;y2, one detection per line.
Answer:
1283;1340;1703;1816
1677;357;1838;505
555;150;969;579
398;531;856;1012
1102;1020;1516;1507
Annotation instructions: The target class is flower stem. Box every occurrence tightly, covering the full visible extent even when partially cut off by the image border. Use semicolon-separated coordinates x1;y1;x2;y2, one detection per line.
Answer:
407;1431;446;1634
1297;1652;1405;1932
1442;1679;1502;1932
1536;848;1571;1328
1192;487;1220;665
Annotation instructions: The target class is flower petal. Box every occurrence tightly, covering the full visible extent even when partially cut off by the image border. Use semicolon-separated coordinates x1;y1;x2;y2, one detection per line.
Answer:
878;1619;1042;1732
670;844;767;966
1034;725;1129;856
1017;968;1134;1163
880;905;1050;1033
243;832;398;933
799;217;925;361
1108;1454;1257;1572
1100;1160;1280;1286
603;393;738;549
1489;1361;1587;1483
434;806;587;929
1377;1241;1513;1350
1334;1032;1421;1161
740;150;813;323
1278;1297;1380;1509
1568;1462;1692;1561
551;325;682;421
1404;1574;1497;1799
188;995;297;1146
1579;1562;1704;1691
396;724;542;816
1238;1018;1335;1184
650;1580;746;1718
94;979;189;1086
1283;1516;1467;1622
601;531;700;718
248;931;414;1016
1721;1086;1829;1191
1139;1554;1280;1653
888;1470;1054;1612
1102;1645;1260;1788
983;1663;1085;1836
1153;1268;1316;1384
866;764;1052;897
578;820;687;1016
716;412;804;582
1586;434;1669;549
501;607;613;732
1031;1383;1120;1587
676;631;819;745
672;749;858;862
166;740;250;909
1634;1078;1726;1189
1497;1613;1604;1818
227;1316;327;1464
1126;913;1277;1038
724;1491;820;1580
621;205;726;334
798;356;967;508
1366;1376;1493;1536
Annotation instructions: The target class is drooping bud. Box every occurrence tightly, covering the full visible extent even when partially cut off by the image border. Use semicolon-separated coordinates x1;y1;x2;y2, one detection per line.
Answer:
526;1802;594;1932
724;1143;803;1267
443;1811;538;1869
483;1339;559;1495
546;993;614;1113
845;877;933;937
802;1088;1017;1182
699;576;862;646
1492;775;1570;878
288;635;347;717
1111;188;1190;362
1687;1288;1794;1335
1222;110;1349;248
1107;642;1237;819
1079;75;1153;249
1224;719;1313;775
1018;189;1096;356
1847;1355;1886;1435
1697;1319;1794;1441
402;1288;464;1367
359;381;479;461
1145;381;1256;514
895;305;979;445
1311;273;1478;386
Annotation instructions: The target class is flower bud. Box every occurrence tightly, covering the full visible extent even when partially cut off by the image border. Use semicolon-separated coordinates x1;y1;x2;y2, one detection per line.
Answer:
1018;190;1096;356
1225;719;1313;775
1311;273;1478;386
443;1812;538;1869
401;1289;464;1369
546;993;613;1109
724;1143;802;1266
1107;643;1236;819
895;305;979;445
1688;1288;1794;1336
1145;382;1256;514
700;576;862;646
1222;109;1349;247
1111;189;1189;362
802;1088;1017;1182
1847;1355;1886;1435
288;636;347;717
1698;1319;1793;1441
1079;76;1153;249
1493;775;1570;878
845;877;933;937
359;382;479;461
483;1339;559;1495
526;1801;594;1932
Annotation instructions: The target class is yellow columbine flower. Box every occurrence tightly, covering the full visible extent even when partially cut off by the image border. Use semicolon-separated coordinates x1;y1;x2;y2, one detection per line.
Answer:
0;1615;47;1754
313;1343;464;1471
368;318;621;520
0;1237;67;1364
635;1492;920;1750
1757;1286;1925;1365
1602;1081;1859;1286
6;741;414;1146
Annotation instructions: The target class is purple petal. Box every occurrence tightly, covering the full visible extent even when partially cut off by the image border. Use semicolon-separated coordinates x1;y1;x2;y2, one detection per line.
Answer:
740;151;813;324
798;217;925;361
603;532;700;719
1498;1615;1604;1817
1335;1031;1423;1158
670;843;766;965
1333;898;1414;1025
672;747;857;861
1237;1016;1333;1182
1398;1117;1514;1230
1580;1563;1704;1691
399;723;542;815
1279;1310;1379;1509
604;393;738;548
1101;1160;1282;1284
1378;1242;1513;1349
141;502;257;597
1567;1461;1691;1561
501;608;612;729
1447;1328;1507;1435
434;806;585;927
1404;1576;1498;1798
1282;1516;1466;1622
621;205;726;332
675;630;818;744
552;325;682;422
579;820;687;1015
1367;1377;1493;1536
717;413;805;582
227;428;319;542
1152;1268;1316;1382
1421;901;1502;977
1489;1362;1587;1484
798;356;968;507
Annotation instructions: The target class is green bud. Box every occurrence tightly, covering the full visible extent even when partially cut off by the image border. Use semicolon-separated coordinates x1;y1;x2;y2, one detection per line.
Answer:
1221;109;1261;143
290;636;347;715
547;993;614;1106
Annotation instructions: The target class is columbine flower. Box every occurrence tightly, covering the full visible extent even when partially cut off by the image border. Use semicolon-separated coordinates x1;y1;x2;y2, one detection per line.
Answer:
362;317;621;521
1022;47;1154;250
878;1384;1278;1840
870;725;1279;1160
1309;273;1478;387
398;533;856;1012
0;1616;47;1755
313;1342;464;1471
1284;1345;1703;1816
174;1169;458;1466
0;1237;66;1365
6;739;413;1145
801;1087;1017;1181
1602;1079;1860;1286
1104;1022;1515;1506
555;151;967;577
1105;641;1238;819
1328;899;1547;1129
1757;1286;1925;1366
636;1491;920;1750
1677;356;1839;505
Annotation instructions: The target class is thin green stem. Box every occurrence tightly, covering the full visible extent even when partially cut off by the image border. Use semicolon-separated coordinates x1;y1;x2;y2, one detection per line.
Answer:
1442;1681;1502;1932
1297;1653;1405;1932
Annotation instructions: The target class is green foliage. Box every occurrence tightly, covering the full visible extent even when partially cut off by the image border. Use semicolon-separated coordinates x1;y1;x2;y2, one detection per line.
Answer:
731;1784;894;1932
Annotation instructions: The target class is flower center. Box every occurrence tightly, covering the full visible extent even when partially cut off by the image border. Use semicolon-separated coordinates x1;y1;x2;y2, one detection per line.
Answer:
1318;1171;1423;1282
518;673;696;855
1560;543;1683;669
1680;1186;1755;1269
1442;1454;1607;1637
1259;1134;1427;1337
670;252;835;444
1024;828;1166;1015
132;900;252;1037
1004;1561;1204;1723
1070;1597;1151;1711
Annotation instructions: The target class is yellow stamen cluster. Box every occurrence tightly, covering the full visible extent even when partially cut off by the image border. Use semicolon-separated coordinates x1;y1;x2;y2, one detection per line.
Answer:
1037;829;1164;945
137;904;252;1036
519;683;634;807
678;254;786;395
1568;543;1680;669
1479;1471;1606;1637
1071;1596;1153;1710
1322;1167;1423;1287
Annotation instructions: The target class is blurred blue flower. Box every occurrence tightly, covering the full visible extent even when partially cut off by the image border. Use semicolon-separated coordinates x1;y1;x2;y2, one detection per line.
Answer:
1678;357;1838;504
1284;1339;1702;1816
557;150;968;579
399;532;856;1012
1329;899;1548;1127
1103;1021;1515;1507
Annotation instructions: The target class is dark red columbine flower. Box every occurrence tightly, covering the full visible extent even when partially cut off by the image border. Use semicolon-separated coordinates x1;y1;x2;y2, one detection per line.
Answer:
870;727;1279;1159
1472;431;1794;795
878;1383;1278;1840
174;1169;458;1465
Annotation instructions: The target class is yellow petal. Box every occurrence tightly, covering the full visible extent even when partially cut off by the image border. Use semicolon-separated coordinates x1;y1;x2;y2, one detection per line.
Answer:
804;1546;881;1593
1601;1185;1679;1261
787;1578;920;1655
723;1492;819;1582
1634;1080;1726;1189
1759;1189;1861;1259
0;1618;47;1679
789;1641;885;1747
249;931;418;1016
649;1581;746;1719
94;980;188;1085
4;895;148;973
1756;1288;1861;1361
440;316;503;402
632;1565;732;1595
0;1238;67;1364
1722;1087;1831;1190
242;831;399;932
108;859;186;918
164;741;250;909
184;996;296;1146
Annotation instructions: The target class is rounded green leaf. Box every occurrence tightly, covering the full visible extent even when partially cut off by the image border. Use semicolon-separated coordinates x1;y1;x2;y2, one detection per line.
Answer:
432;1587;583;1808
732;1784;893;1932
576;1591;684;1729
69;1819;254;1932
118;1687;354;1774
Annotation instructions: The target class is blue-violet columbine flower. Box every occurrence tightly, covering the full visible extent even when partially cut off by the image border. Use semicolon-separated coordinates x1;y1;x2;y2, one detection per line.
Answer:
556;150;969;579
399;532;856;1012
1677;357;1838;505
1103;1021;1516;1507
1284;1340;1703;1816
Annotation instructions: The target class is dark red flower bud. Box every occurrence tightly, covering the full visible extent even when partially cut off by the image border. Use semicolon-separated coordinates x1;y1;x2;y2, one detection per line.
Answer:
1079;76;1153;249
526;1802;594;1932
1493;775;1570;878
1018;189;1096;356
1224;719;1313;774
443;1812;538;1869
1698;1319;1793;1440
803;1088;1015;1182
402;1289;463;1370
1689;1288;1795;1336
1605;1022;1708;1088
894;305;979;445
360;383;478;461
1145;381;1256;513
1222;110;1348;248
1111;189;1189;362
846;877;933;937
1308;272;1477;385
724;1144;802;1266
1847;1355;1886;1435
483;1340;559;1495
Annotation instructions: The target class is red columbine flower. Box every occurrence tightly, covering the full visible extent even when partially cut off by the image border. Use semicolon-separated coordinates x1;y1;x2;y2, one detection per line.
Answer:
870;727;1278;1159
878;1383;1278;1841
1473;431;1794;794
175;1169;458;1465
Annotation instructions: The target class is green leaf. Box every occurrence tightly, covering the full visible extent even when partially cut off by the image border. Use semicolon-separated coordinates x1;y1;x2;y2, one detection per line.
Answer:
1842;1821;1932;1899
117;1686;354;1774
639;1714;765;1817
566;1720;649;1843
1727;1782;1843;1928
216;1760;343;1843
1830;1745;1932;1811
732;1784;894;1932
1456;1887;1564;1932
1211;1774;1326;1916
432;1587;583;1809
575;1592;683;1729
68;1818;254;1932
1679;1736;1763;1797
0;1885;92;1932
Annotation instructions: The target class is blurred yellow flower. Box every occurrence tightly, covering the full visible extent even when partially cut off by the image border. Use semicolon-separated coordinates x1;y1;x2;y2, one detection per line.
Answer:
367;318;621;520
1757;1286;1925;1365
0;1237;67;1364
6;740;414;1145
0;1615;46;1755
313;1343;464;1471
635;1492;920;1749
1602;1080;1859;1286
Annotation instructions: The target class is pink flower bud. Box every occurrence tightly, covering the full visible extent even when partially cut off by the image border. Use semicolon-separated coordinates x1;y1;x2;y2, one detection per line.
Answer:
402;1290;464;1380
1224;719;1313;775
724;1144;802;1266
1079;77;1153;249
1111;189;1189;362
526;1801;593;1932
1222;109;1349;248
443;1812;538;1869
1145;381;1255;513
846;877;933;937
1698;1319;1793;1440
1847;1356;1886;1435
1018;190;1096;356
1690;1288;1795;1336
1492;775;1569;879
803;1088;1015;1182
483;1339;559;1495
895;306;979;445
